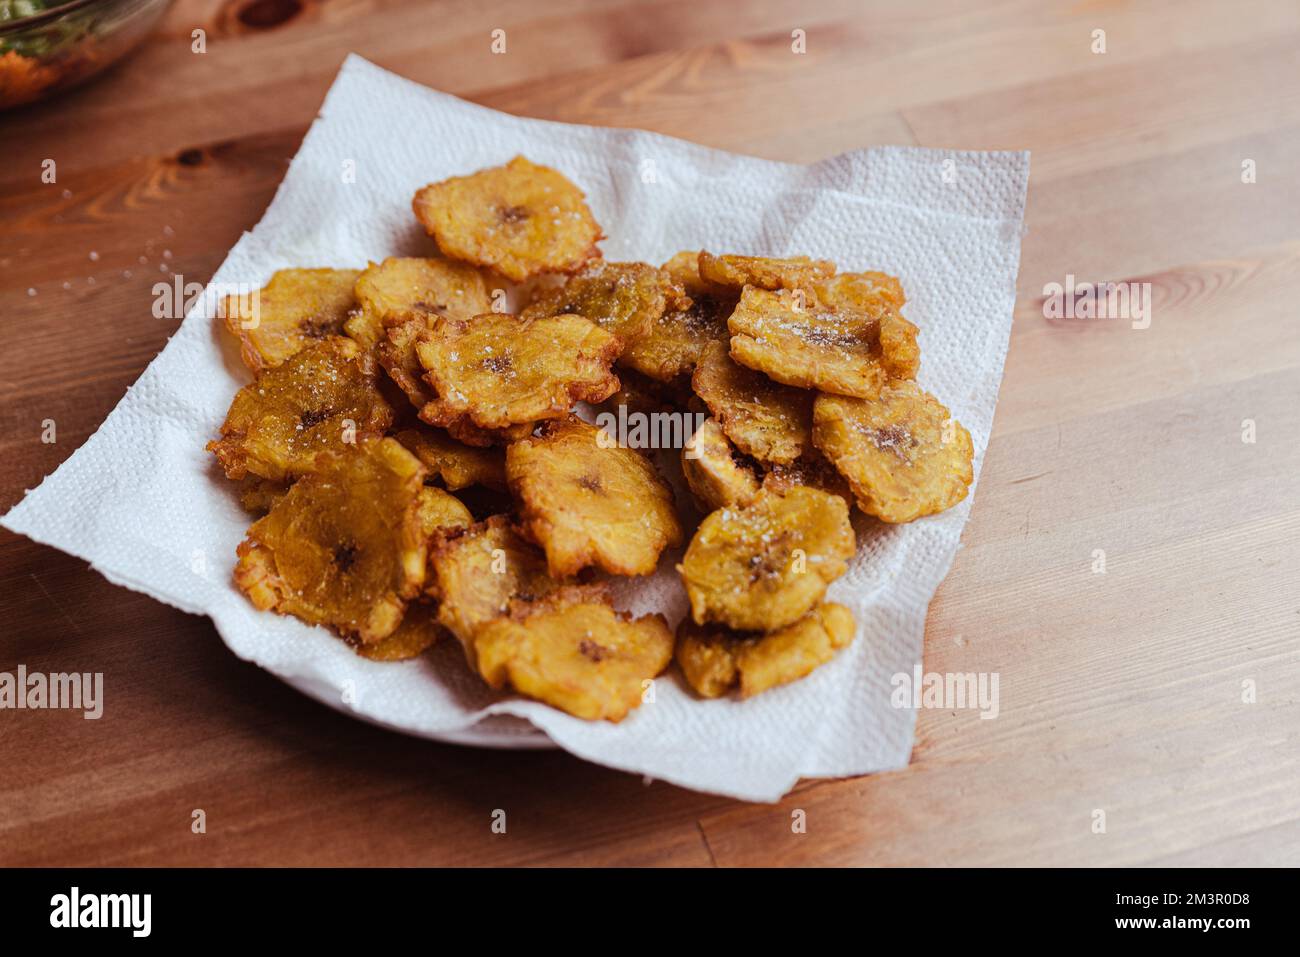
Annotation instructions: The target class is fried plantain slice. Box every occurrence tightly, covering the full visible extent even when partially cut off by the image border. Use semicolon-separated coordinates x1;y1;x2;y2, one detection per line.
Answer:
816;269;905;308
416;485;474;543
414;312;620;432
375;311;438;409
816;271;918;380
233;437;427;642
673;618;742;699
812;381;973;523
354;602;448;661
428;516;588;666
521;259;685;347
412;156;603;282
681;417;761;513
395;426;507;491
507;418;683;577
619;253;736;383
344;257;491;349
675;602;855;699
678;486;854;631
761;449;852;502
473;588;674;722
727;286;878;398
222;268;361;373
691;339;812;465
697;252;834;292
207;336;394;482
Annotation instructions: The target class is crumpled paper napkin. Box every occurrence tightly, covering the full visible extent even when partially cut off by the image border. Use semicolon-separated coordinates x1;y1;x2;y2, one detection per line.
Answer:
2;55;1029;802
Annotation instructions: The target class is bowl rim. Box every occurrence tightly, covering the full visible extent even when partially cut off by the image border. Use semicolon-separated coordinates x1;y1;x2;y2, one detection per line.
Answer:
0;0;152;37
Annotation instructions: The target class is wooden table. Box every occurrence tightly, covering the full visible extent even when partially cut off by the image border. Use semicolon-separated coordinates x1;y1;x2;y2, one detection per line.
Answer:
2;0;1297;867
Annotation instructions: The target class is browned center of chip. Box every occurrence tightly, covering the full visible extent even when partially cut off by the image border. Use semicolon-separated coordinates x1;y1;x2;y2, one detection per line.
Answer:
333;541;358;572
481;353;513;374
498;205;530;225
299;407;333;428
865;423;916;461
579;639;610;662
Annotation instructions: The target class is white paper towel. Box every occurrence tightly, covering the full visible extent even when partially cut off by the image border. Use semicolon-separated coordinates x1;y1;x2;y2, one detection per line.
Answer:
2;56;1029;802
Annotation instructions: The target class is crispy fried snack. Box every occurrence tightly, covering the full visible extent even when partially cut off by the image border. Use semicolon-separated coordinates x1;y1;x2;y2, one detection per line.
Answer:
812;381;973;523
521;260;685;347
375;311;437;408
344;257;491;349
412;156;603;282
473;588;674;722
414;312;620;432
727;286;880;398
761;450;852;502
416;485;473;543
678;486;854;631
691;340;812;464
222;268;361;373
681;417;761;512
619;252;736;383
207;336;393;482
354;603;447;661
233;438;427;642
507;418;683;577
236;477;290;514
427;516;579;665
817;271;919;380
697;252;834;292
394;426;507;491
675;602;854;699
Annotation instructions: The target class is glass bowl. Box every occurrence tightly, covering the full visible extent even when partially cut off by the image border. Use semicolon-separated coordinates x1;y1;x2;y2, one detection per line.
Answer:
0;0;171;110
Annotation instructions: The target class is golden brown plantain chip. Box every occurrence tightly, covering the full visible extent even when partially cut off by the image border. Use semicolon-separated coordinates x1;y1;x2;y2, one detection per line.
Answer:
507;418;683;577
761;449;852;503
375;311;438;409
681;417;761;513
233;437;427;642
675;602;855;699
473;587;674;722
697;252;834;292
678;486;854;631
414;312;620;432
691;339;812;465
673;619;741;699
416;485;473;543
207;336;394;482
816;272;917;380
427;516;583;666
812;381;973;523
344;257;491;349
354;602;448;661
395;426;507;492
222;268;361;373
728;285;896;398
619;252;736;383
412;156;603;282
520;259;685;347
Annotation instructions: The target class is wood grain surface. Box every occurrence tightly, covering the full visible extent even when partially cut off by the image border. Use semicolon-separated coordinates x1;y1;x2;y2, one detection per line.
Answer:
2;0;1298;867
